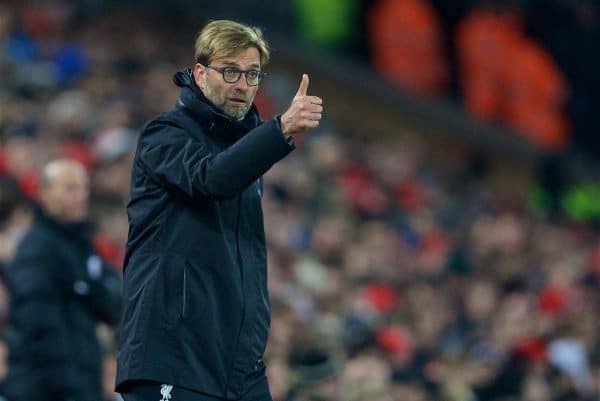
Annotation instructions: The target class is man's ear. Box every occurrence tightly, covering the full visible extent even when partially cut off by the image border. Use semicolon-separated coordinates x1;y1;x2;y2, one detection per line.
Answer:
193;63;206;90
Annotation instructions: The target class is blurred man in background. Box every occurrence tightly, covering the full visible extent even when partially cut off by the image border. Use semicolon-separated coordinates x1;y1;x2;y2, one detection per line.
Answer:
116;19;322;401
3;159;122;401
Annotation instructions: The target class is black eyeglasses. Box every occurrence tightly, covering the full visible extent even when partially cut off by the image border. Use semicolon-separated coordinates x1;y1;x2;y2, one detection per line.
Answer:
205;65;267;86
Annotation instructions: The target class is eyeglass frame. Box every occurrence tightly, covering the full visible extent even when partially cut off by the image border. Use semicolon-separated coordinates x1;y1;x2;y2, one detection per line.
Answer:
203;64;267;86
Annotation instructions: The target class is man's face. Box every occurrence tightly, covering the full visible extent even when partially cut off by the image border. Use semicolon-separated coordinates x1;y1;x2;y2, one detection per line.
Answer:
194;47;261;119
41;162;90;223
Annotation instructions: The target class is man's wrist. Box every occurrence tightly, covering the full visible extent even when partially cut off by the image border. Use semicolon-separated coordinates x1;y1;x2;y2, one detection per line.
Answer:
275;115;294;147
275;114;284;134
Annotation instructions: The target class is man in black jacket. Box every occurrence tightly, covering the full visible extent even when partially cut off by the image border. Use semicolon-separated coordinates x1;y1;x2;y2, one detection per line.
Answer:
116;20;323;401
4;159;122;401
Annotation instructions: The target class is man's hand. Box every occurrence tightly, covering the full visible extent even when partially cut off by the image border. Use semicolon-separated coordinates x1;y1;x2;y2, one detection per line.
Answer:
280;74;323;136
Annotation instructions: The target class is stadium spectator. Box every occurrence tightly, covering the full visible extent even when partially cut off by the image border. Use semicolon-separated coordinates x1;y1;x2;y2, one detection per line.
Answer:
368;0;448;97
3;159;122;401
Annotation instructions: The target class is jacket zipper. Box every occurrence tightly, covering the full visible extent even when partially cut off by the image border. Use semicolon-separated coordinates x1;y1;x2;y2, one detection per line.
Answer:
182;265;187;319
235;194;246;332
226;195;247;391
236;196;244;284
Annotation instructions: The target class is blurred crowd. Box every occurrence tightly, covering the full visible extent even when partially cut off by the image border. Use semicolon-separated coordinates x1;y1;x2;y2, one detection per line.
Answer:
364;0;600;153
0;1;599;401
296;0;600;155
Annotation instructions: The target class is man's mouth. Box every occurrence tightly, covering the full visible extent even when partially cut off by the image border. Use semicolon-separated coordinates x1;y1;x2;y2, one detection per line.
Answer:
228;98;247;105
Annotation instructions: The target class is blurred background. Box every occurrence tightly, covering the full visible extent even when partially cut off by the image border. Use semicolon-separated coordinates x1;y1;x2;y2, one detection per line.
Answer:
0;0;599;400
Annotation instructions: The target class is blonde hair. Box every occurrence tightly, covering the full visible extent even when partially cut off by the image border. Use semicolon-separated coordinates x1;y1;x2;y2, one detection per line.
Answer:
194;20;270;67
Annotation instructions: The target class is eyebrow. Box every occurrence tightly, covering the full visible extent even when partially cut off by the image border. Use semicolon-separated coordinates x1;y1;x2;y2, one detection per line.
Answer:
219;60;261;69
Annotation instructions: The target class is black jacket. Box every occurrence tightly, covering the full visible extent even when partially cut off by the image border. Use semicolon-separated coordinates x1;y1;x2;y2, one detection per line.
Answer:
116;69;294;399
4;207;122;401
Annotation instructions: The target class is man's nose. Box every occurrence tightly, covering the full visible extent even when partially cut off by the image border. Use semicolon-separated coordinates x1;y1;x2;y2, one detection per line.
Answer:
233;76;249;91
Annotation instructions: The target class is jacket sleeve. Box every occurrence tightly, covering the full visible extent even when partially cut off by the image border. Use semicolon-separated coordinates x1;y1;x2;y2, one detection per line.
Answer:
7;249;85;400
137;117;294;200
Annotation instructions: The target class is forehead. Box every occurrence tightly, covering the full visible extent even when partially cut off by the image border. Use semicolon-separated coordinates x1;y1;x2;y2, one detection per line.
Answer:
48;166;88;188
212;47;260;68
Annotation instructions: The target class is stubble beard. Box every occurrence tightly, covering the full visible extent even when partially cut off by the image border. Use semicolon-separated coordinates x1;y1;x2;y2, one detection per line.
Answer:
204;83;250;120
223;102;249;120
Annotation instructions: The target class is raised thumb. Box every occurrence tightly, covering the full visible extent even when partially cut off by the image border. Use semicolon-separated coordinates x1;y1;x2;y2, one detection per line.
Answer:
296;74;309;97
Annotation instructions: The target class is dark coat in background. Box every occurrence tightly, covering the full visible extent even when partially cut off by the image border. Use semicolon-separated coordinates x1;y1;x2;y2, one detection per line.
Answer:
3;207;122;401
116;68;294;399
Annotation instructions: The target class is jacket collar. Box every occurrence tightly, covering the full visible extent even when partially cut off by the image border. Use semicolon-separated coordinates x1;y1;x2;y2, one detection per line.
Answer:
172;68;261;144
33;204;93;247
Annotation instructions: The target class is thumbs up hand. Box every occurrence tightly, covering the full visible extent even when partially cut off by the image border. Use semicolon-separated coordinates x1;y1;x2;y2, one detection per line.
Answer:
280;74;323;136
